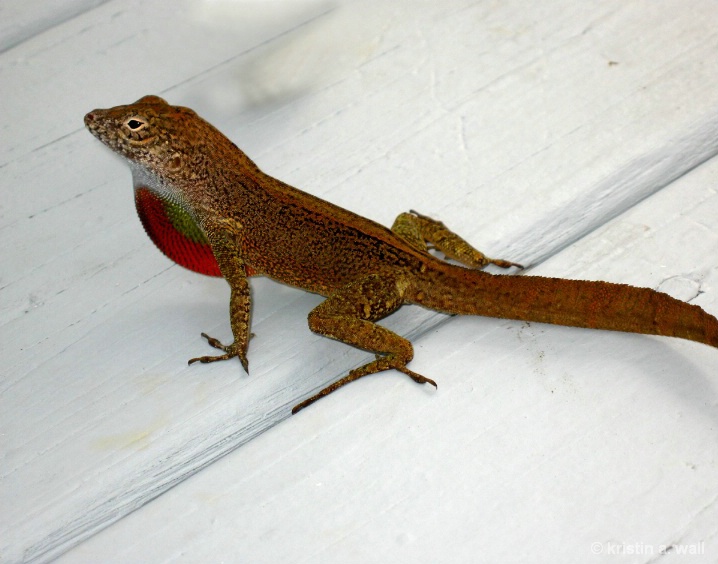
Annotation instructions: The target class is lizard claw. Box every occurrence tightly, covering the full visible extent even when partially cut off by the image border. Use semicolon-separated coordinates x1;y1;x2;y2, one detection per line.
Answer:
199;332;230;352
491;258;524;270
238;353;249;373
395;365;437;388
188;352;234;364
188;332;249;373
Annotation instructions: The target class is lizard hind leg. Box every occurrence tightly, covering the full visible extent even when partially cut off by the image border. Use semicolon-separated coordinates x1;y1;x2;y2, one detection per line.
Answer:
293;274;436;413
392;210;522;270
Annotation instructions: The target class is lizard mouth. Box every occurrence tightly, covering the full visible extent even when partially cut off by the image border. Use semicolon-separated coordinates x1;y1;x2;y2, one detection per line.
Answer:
84;110;132;157
84;110;108;141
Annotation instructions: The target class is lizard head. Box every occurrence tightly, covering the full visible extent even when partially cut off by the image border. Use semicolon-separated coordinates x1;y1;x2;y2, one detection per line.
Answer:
84;95;209;182
85;96;229;277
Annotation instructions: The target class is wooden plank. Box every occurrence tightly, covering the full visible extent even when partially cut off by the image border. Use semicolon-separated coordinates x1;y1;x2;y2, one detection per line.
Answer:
61;139;718;563
0;0;107;52
2;0;717;561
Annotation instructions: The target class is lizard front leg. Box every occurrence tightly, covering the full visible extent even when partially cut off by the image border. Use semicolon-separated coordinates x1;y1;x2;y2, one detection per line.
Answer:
392;210;522;269
293;273;436;413
188;218;251;372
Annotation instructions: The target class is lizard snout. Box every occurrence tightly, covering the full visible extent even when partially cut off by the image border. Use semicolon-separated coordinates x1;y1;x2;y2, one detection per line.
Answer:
84;111;98;127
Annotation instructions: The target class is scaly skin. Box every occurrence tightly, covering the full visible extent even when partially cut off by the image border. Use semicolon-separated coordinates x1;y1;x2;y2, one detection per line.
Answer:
85;96;718;413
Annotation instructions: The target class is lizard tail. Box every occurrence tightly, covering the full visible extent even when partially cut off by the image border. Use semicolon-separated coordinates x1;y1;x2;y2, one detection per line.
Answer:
408;265;718;348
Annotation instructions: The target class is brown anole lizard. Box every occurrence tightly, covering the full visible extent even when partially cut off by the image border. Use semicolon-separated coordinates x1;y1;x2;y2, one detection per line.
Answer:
85;96;718;413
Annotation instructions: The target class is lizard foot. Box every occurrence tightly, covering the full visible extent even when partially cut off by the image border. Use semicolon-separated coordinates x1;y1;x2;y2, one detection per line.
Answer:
292;356;437;414
188;333;249;372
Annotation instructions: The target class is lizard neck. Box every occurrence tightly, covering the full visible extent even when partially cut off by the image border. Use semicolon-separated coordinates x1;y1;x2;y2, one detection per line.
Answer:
131;164;186;208
131;157;255;223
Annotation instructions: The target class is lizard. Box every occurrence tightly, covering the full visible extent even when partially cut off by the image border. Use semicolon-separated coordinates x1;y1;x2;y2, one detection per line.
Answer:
85;95;718;413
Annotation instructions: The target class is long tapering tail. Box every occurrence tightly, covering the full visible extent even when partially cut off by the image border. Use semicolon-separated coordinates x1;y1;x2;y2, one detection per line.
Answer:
409;265;718;348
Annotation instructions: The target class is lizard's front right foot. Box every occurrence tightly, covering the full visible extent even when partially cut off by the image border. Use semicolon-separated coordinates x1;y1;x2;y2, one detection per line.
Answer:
188;332;249;372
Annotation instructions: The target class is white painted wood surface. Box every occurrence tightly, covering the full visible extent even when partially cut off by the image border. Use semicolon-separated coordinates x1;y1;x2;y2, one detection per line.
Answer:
62;159;718;564
2;1;717;562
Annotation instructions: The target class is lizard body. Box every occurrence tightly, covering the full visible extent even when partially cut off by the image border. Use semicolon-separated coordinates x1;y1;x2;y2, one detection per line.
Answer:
85;96;718;412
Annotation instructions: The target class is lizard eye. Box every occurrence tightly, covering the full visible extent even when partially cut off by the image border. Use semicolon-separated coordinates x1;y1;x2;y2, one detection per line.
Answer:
122;116;154;143
125;117;147;131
